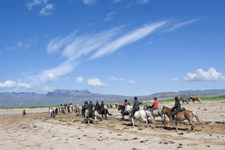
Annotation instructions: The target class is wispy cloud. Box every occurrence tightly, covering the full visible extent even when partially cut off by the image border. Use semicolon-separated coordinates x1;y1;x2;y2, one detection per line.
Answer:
87;78;107;87
139;0;149;4
184;68;225;82
26;0;54;16
39;3;55;16
31;21;165;84
82;0;96;5
90;21;166;59
166;18;201;32
104;12;115;21
109;76;136;85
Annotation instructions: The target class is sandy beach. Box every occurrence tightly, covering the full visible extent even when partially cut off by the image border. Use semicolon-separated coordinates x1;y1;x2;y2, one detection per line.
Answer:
0;100;225;150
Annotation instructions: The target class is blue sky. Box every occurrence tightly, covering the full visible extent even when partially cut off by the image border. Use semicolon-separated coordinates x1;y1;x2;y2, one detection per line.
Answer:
0;0;225;96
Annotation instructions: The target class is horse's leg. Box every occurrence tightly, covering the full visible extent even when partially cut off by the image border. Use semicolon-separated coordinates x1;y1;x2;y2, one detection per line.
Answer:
131;117;134;127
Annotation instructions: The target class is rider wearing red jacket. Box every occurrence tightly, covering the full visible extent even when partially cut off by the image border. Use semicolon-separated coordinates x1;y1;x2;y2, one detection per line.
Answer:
149;97;158;112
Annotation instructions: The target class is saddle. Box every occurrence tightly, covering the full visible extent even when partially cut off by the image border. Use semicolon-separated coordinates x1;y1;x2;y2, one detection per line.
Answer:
181;108;186;111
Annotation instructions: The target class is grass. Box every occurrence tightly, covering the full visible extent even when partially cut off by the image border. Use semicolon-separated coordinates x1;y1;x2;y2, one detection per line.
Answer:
1;94;225;109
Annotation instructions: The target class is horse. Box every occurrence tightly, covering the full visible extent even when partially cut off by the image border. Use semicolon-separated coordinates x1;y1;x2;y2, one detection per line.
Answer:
94;105;112;119
84;110;102;124
143;105;166;125
69;104;74;113
118;105;129;120
125;105;154;127
22;110;26;117
115;104;118;108
180;97;191;104
74;105;81;116
161;106;203;132
189;96;201;103
49;107;55;118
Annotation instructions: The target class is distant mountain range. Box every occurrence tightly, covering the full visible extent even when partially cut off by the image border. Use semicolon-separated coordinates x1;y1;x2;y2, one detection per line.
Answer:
0;89;225;107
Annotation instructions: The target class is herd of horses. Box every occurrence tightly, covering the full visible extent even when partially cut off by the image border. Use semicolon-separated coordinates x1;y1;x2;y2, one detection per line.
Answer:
47;96;204;132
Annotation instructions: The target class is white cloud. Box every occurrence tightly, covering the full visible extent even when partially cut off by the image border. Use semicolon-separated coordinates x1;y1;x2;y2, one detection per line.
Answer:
87;78;107;87
167;18;201;32
39;3;54;16
26;0;45;10
41;86;55;92
0;80;32;89
46;73;58;81
184;68;225;82
76;76;84;83
82;0;96;5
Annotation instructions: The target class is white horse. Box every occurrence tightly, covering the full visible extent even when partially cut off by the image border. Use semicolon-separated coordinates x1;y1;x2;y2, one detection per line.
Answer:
69;104;74;113
143;105;167;125
125;105;154;127
49;107;54;118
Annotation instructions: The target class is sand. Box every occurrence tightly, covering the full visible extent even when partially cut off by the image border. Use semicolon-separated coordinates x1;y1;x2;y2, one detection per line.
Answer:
0;100;225;150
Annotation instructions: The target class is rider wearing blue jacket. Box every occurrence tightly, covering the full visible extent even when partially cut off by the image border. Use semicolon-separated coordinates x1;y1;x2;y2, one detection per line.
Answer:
130;97;139;118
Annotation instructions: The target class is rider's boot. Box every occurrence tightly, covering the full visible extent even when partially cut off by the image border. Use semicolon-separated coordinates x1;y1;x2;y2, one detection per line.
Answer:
173;115;177;123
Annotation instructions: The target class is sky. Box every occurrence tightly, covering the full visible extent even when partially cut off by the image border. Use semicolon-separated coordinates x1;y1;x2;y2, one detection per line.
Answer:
0;0;225;96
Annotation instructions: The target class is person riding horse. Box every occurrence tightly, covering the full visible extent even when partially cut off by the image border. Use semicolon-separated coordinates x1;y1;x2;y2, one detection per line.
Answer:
96;101;100;112
100;101;104;114
121;99;129;120
149;97;158;114
88;101;93;116
130;97;139;119
171;96;181;123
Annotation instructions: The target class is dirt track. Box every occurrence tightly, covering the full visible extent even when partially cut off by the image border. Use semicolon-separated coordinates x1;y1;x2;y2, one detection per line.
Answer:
0;100;225;150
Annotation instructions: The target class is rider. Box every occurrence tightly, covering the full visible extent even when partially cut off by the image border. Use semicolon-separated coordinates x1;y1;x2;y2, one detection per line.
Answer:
171;96;181;123
121;99;129;120
83;101;89;119
130;97;139;119
149;97;158;113
100;101;104;114
88;101;93;116
96;101;100;111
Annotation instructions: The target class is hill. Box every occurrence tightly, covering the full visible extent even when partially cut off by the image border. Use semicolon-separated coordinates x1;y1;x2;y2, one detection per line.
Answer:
0;89;225;107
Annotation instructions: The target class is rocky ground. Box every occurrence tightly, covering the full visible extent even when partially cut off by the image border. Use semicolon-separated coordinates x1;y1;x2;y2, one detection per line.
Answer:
0;100;225;150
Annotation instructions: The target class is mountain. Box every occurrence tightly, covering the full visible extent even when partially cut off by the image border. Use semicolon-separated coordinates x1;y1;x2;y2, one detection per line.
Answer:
0;89;225;107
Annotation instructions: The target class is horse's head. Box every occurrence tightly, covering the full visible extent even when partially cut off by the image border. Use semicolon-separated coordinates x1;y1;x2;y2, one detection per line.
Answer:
143;105;149;110
125;105;132;113
161;106;170;114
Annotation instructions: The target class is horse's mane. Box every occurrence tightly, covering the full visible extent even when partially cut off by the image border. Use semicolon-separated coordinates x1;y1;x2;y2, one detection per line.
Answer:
163;105;171;109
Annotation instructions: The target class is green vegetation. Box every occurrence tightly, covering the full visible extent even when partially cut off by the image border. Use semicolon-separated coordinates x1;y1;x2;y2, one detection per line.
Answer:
1;95;225;109
0;105;58;109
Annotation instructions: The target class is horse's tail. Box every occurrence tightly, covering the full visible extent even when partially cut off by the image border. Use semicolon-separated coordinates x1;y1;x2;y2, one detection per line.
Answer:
107;110;112;116
192;112;204;125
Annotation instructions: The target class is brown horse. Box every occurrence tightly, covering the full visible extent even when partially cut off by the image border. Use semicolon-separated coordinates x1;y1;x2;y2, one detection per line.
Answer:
189;96;201;103
74;106;81;116
118;105;129;120
161;106;203;132
180;97;191;104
